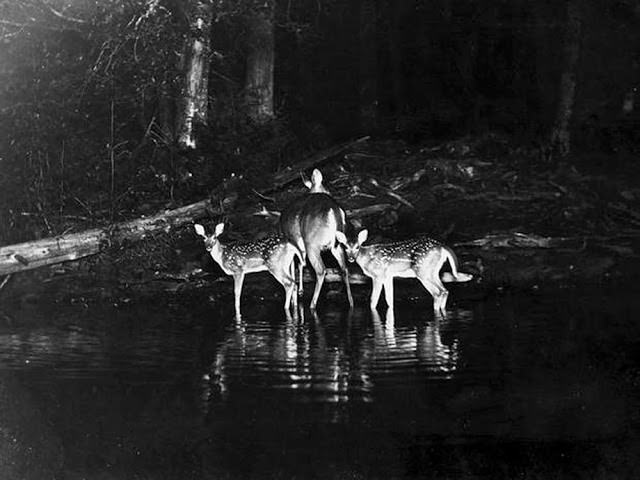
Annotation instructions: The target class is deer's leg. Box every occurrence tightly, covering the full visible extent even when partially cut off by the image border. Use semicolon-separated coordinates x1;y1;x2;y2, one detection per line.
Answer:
295;244;306;297
429;272;449;315
285;276;296;313
271;266;295;313
383;277;394;309
232;272;245;318
291;281;299;310
298;258;304;297
282;275;295;321
286;254;300;303
418;274;448;318
291;256;298;300
331;244;353;308
307;248;326;311
370;277;384;310
439;289;449;315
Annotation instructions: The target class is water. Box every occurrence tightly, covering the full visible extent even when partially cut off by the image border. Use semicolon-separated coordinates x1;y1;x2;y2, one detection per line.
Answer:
1;283;639;479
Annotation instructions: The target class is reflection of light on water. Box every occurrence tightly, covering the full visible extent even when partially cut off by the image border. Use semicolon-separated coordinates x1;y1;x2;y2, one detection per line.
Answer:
371;308;460;379
418;321;459;378
372;308;397;349
203;312;375;410
202;306;470;413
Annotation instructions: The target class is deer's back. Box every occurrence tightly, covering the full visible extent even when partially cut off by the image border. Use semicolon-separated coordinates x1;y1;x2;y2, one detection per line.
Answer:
280;193;345;245
360;237;443;276
376;237;442;259
221;235;288;273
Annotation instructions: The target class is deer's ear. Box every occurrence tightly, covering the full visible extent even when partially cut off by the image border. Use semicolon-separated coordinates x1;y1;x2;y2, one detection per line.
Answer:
214;223;225;237
311;169;323;186
194;224;206;238
335;231;347;245
357;229;369;245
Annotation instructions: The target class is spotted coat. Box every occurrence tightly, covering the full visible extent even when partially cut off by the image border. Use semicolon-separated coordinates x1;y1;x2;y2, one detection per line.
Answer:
351;237;445;279
204;234;297;276
336;229;472;315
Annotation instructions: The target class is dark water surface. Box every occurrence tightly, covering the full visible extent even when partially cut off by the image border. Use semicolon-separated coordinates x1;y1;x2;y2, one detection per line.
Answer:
1;283;640;479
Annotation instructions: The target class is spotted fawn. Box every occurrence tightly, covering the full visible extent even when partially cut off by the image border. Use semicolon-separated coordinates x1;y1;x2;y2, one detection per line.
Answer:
279;169;353;310
336;229;472;316
194;223;301;317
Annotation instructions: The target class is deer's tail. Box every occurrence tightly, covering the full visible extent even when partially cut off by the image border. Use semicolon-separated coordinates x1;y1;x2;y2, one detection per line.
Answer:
441;246;473;283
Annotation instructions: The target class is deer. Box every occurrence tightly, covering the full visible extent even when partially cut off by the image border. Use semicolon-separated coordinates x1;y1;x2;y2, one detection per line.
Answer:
194;223;301;318
279;168;353;311
335;229;472;317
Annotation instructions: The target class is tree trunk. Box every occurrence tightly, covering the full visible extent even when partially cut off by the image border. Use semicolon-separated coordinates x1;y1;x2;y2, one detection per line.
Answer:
549;0;582;158
176;0;213;150
359;0;378;132
245;1;275;124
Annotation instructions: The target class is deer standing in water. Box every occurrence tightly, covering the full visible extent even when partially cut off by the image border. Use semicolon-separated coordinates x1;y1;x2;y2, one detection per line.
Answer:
279;169;353;311
336;230;472;317
194;223;301;318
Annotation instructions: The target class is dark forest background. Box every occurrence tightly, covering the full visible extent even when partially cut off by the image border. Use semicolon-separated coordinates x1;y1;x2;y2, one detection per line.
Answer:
1;0;639;245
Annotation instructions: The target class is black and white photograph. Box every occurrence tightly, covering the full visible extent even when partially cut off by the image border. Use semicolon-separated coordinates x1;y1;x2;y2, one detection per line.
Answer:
1;0;639;478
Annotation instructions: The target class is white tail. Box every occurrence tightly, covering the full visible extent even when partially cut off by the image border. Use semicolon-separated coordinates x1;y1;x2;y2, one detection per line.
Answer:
279;168;353;310
336;230;472;317
194;223;301;317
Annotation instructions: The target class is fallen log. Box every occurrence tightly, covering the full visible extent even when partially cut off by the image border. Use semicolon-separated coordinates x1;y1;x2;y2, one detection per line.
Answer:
0;199;216;276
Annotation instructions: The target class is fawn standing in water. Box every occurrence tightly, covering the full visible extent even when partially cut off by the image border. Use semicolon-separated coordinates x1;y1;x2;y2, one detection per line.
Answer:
336;229;472;317
194;223;301;318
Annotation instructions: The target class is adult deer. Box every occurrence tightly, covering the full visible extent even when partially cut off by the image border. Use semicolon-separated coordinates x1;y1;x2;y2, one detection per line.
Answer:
336;230;472;317
194;223;300;318
279;169;353;311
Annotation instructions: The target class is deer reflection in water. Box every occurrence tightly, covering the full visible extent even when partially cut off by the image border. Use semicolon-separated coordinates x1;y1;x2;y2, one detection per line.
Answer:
370;308;459;378
199;305;462;415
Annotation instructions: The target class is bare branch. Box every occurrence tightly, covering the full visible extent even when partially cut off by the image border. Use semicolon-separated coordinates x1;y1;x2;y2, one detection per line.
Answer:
42;2;87;24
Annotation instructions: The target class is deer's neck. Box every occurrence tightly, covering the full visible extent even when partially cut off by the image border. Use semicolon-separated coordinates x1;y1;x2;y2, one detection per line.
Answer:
355;246;375;267
209;243;230;273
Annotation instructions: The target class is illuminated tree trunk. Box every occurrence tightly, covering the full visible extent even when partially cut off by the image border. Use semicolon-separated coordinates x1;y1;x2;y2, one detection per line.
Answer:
245;0;275;124
549;0;582;158
359;0;378;132
176;0;213;149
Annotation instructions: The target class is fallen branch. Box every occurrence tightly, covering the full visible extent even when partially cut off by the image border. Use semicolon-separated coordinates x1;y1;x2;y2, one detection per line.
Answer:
346;204;394;218
268;136;369;192
367;178;415;209
456;231;640;256
456;232;556;249
0;274;12;293
388;168;427;191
